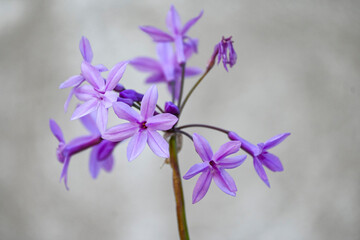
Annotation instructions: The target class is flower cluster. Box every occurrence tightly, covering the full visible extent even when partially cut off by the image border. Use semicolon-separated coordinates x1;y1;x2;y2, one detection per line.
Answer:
50;5;290;206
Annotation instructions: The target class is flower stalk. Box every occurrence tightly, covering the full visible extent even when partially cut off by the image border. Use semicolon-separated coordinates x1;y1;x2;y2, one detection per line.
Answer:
169;134;190;240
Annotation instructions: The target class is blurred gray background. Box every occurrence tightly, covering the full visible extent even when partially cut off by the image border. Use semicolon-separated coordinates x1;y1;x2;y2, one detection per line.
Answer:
1;0;359;239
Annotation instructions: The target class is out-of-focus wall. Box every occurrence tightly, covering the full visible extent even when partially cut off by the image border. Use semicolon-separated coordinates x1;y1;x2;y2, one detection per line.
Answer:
0;0;359;239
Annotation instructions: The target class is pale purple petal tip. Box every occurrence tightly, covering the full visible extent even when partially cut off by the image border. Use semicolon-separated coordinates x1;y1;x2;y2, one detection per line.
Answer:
183;162;209;180
192;169;212;204
139;26;174;42
140;85;158;120
146;113;178;131
105;61;128;91
212;141;241;161
127;131;148;161
254;157;270;188
192;133;213;162
59;75;84;89
260;153;284;172
79;36;93;63
182;10;203;35
50;119;64;143
264;132;291;150
147;130;169;158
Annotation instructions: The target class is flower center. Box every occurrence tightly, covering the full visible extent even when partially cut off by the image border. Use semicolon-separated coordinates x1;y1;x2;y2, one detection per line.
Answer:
140;121;147;130
209;160;216;168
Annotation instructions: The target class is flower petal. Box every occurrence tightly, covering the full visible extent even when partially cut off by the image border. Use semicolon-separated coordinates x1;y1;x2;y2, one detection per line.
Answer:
181;10;203;35
105;61;128;91
127;130;148;161
79;36;93;63
192;168;212;204
101;154;114;172
145;73;166;83
139;26;174;42
253;157;270;187
96;104;108;134
217;155;247;169
146;113;178;130
60;157;70;190
89;145;101;179
213;141;241;161
192;133;213;162
94;64;108;72
264;133;291;150
147;130;169;158
49;119;64;143
166;5;182;34
113;102;141;122
130;57;162;72
81;61;105;90
71;99;99;120
64;88;75;112
59;75;84;89
259;152;284;172
184;67;202;77
80;112;100;135
157;43;175;81
213;168;237;195
174;35;185;63
97;140;117;160
74;85;97;101
140;85;158;120
183;162;209;180
102;122;138;142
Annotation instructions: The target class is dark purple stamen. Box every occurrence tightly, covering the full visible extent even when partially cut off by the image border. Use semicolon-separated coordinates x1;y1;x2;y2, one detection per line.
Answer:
140;121;147;129
209;160;216;168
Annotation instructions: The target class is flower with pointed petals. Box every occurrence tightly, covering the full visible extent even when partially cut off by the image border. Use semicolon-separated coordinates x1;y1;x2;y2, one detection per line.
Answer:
130;43;201;100
50;113;118;189
71;61;128;133
208;36;237;72
183;133;247;204
59;36;108;112
228;131;290;187
102;85;178;161
140;5;203;63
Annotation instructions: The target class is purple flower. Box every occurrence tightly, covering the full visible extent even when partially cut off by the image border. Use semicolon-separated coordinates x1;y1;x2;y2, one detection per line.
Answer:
228;131;290;187
164;101;180;116
59;36;108;112
102;85;178;161
140;5;203;63
183;133;247;203
208;36;237;72
71;61;128;133
49;113;117;189
130;43;201;100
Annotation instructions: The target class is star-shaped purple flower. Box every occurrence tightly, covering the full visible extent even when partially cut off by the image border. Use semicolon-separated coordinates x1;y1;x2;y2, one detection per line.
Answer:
59;36;108;112
130;43;201;100
140;5;203;63
50;113;117;189
71;60;128;133
228;131;290;187
183;133;247;203
102;85;178;161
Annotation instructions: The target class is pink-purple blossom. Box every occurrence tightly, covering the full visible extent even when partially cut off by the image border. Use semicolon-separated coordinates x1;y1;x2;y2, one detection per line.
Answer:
102;85;178;161
140;5;203;64
228;131;290;187
183;133;247;203
208;36;237;72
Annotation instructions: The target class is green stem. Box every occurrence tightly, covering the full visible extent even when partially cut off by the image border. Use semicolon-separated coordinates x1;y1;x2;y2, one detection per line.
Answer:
177;63;186;109
169;135;190;240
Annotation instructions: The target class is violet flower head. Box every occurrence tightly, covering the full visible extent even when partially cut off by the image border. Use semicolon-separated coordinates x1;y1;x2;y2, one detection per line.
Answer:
59;36;108;112
210;36;237;72
102;85;178;161
228;131;290;187
164;101;180;116
140;5;203;63
183;133;247;204
130;43;201;100
71;61;128;133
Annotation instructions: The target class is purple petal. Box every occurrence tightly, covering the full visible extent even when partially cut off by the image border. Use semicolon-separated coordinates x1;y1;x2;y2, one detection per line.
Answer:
102;122;138;142
217;155;247;169
183;162;209;180
81;61;105;91
94;64;108;72
60;157;70;190
140;85;158;120
192;168;212;204
89;145;101;179
71;99;99;120
192;133;213;162
96;104;108;134
174;35;185;63
157;43;175;81
79;36;93;63
74;85;97;101
181;10;203;35
97;140;117;160
184;37;198;58
253;157;270;187
139;26;174;42
105;61;128;91
80;112;100;135
259;152;284;172
64;88;75;112
184;67;202;77
130;57;162;72
166;5;182;35
101;155;114;172
146;113;178;131
113;102;140;123
59;75;84;89
213;141;241;161
145;73;166;83
264;133;291;150
127;130;147;161
147;130;169;158
49;119;64;143
213;168;237;195
103;91;118;108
